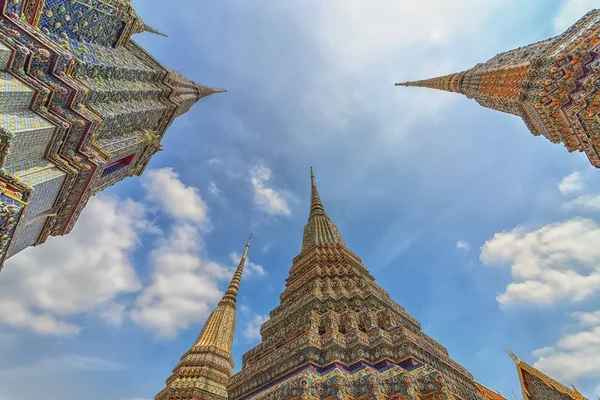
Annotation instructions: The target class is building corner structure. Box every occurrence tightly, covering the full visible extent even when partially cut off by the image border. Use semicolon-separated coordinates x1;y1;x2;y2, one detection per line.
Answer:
396;9;600;169
155;234;252;400
0;0;225;272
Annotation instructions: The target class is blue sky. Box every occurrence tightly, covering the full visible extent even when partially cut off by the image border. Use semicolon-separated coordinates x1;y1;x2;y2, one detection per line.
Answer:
1;0;600;399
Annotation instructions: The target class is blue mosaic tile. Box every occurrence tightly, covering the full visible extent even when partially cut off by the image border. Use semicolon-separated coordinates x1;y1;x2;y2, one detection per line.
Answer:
38;0;124;47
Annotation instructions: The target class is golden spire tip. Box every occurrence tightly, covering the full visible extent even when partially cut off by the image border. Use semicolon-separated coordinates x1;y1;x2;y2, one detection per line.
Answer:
506;348;520;363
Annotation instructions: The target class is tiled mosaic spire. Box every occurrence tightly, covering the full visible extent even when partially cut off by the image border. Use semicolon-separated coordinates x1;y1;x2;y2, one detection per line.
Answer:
155;234;252;400
227;169;503;400
507;350;588;400
301;167;345;251
396;9;600;168
396;71;468;94
0;0;225;271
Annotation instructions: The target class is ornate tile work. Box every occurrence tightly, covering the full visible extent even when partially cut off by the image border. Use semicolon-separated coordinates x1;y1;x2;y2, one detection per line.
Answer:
3;0;25;18
9;160;65;185
0;0;223;267
525;374;573;400
38;0;124;47
0;43;13;71
0;192;25;268
18;172;65;219
8;217;45;256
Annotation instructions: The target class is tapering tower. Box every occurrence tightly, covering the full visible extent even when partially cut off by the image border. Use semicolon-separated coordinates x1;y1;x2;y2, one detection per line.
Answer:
396;9;600;168
228;169;502;400
0;0;225;272
155;234;253;400
507;350;588;400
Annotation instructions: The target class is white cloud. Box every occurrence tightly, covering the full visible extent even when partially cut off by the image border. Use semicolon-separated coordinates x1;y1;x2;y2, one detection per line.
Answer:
572;311;600;327
456;240;470;251
208;181;222;197
310;0;509;71
0;194;148;335
532;311;600;383
0;354;125;378
250;166;292;216
131;224;230;338
98;303;127;328
481;218;600;306
229;251;267;279
564;195;600;212
531;346;554;358
553;0;595;34
261;242;272;253
243;314;269;341
142;168;210;225
559;171;583;194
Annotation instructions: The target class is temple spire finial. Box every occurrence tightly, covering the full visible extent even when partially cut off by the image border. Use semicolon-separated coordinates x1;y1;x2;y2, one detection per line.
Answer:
223;233;252;303
142;23;167;37
506;348;520;364
309;167;325;218
300;168;345;251
395;70;468;94
196;84;228;100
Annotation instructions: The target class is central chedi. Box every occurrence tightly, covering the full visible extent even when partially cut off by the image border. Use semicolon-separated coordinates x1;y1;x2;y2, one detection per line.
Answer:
227;169;501;400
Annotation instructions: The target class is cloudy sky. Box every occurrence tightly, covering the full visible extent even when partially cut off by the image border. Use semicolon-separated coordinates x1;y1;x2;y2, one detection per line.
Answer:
1;0;600;399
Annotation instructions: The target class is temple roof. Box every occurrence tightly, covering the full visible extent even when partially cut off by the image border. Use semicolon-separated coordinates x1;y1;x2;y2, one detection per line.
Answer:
507;350;588;400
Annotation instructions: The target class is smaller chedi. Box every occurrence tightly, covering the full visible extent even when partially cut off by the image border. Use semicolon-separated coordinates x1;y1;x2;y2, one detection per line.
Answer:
154;234;252;400
0;0;224;272
397;9;600;168
507;350;589;400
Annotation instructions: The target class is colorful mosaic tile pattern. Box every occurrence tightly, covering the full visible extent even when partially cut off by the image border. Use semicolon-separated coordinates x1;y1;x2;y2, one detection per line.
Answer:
0;192;25;267
10;160;65;186
0;42;11;70
8;172;65;256
8;217;45;256
39;0;124;47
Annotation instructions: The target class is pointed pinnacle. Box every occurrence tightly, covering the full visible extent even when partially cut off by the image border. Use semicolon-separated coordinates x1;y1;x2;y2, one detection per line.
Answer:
223;234;253;303
309;167;325;217
197;85;227;99
143;23;168;37
243;233;253;256
506;348;520;363
395;82;410;86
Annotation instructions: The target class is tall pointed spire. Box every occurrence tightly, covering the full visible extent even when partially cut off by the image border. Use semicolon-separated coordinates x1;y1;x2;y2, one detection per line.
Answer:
507;349;588;400
141;23;168;37
222;233;252;304
196;84;228;100
309;166;325;217
301;168;345;251
395;70;469;94
155;235;252;400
